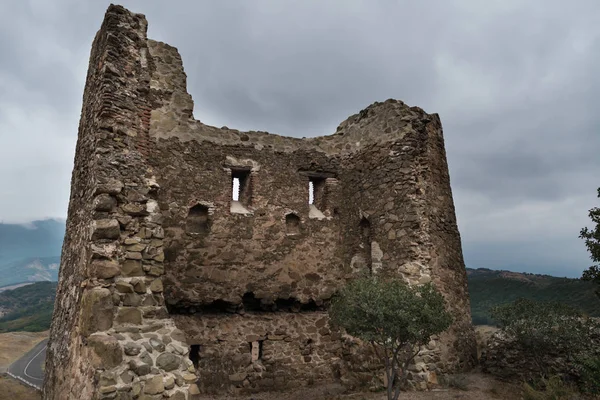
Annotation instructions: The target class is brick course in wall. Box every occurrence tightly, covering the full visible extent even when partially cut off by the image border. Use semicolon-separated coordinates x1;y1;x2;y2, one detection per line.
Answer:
44;4;477;399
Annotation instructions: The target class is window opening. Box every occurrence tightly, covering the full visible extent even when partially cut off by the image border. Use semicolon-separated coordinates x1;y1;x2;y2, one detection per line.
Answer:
189;344;200;368
230;168;253;215
232;177;241;201
285;213;301;235
360;217;372;273
251;340;263;361
308;177;326;207
186;204;210;234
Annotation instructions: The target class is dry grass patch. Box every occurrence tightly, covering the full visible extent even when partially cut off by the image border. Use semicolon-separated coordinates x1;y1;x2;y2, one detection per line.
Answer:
0;330;48;372
0;375;41;400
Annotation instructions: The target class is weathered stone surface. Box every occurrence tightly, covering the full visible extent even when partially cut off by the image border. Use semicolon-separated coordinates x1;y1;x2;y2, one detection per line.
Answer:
116;307;143;325
164;376;175;390
80;288;114;337
129;359;151;376
94;194;117;211
88;334;122;368
188;384;200;395
91;260;121;279
116;281;134;293
149;279;163;293
123;293;142;306
95;179;124;195
143;375;164;394
156;353;181;372
124;342;142;356
92;219;121;240
133;279;147;293
122;260;144;277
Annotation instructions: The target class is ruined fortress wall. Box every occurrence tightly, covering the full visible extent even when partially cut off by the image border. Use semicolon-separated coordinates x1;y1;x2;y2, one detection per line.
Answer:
45;4;476;399
45;6;193;400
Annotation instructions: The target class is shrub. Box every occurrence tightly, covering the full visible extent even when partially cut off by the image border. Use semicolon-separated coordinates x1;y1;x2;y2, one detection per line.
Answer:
329;277;452;400
522;375;578;400
573;355;600;395
490;298;595;378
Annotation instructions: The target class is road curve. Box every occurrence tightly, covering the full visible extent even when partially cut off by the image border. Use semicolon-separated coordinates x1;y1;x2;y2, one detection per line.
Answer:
7;338;47;390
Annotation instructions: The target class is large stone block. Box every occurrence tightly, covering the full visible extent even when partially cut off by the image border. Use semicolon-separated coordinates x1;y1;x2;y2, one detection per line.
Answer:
88;334;123;368
80;287;114;336
92;219;121;240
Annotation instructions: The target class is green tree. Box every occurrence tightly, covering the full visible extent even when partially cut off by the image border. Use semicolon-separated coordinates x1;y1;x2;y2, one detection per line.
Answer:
580;187;600;299
490;298;595;378
329;277;452;400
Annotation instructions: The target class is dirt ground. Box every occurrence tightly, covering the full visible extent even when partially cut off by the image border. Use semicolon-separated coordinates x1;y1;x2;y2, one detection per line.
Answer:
196;372;523;400
0;330;48;373
0;374;41;400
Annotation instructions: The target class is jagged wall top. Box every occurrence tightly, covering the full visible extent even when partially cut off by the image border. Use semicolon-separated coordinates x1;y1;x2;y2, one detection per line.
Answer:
147;34;442;156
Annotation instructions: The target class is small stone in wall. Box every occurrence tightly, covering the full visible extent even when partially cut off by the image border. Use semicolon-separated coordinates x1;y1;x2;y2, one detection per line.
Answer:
91;260;120;279
124;342;143;356
149;279;163;293
92;219;121;240
94;179;124;195
116;307;143;324
144;375;164;395
129;359;151;376
156;352;181;371
94;194;117;212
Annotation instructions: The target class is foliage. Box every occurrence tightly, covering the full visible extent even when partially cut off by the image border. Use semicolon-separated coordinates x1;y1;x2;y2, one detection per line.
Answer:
573;355;600;395
491;298;596;378
0;281;56;332
580;187;600;299
329;277;452;400
522;375;578;400
467;268;600;326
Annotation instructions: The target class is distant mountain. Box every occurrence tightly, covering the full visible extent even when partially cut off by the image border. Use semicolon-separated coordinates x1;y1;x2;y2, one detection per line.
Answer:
0;219;65;287
467;267;600;325
0;281;56;332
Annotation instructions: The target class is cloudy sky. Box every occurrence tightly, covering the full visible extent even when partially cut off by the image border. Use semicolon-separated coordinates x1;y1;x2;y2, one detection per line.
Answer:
1;0;598;277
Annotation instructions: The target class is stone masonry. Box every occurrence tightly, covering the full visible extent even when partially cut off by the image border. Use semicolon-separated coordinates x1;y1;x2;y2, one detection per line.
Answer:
44;4;477;399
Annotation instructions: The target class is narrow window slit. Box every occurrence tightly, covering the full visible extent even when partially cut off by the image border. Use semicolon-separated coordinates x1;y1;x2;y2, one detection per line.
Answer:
232;177;241;201
230;168;253;215
251;340;263;361
189;344;200;368
360;217;372;273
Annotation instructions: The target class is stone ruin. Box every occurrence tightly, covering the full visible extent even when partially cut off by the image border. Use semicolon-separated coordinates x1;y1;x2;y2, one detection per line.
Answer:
43;4;477;400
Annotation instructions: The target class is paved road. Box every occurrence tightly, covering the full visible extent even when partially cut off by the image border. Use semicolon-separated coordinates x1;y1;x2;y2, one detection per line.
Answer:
7;338;47;390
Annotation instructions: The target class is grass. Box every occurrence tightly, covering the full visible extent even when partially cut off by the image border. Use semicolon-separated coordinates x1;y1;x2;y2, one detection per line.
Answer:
0;375;40;400
0;331;48;372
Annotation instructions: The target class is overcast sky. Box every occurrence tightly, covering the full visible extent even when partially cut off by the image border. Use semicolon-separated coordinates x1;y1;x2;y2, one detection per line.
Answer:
1;0;598;277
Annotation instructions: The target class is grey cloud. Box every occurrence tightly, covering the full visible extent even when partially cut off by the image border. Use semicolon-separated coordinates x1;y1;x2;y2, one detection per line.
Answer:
0;0;598;278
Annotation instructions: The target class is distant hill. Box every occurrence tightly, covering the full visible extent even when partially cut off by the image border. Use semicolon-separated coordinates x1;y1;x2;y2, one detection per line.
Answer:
467;267;600;325
0;219;64;287
0;281;56;332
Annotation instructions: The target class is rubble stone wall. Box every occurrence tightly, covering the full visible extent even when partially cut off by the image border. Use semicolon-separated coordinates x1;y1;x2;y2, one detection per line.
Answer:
45;4;476;399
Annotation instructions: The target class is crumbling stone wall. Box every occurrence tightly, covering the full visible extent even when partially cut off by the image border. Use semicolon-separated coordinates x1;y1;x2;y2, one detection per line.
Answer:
45;4;477;399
